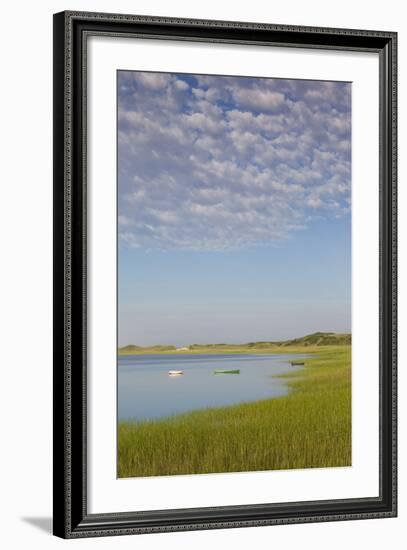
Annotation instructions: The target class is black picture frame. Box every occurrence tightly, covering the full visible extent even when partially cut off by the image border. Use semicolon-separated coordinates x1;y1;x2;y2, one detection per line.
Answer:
53;10;397;539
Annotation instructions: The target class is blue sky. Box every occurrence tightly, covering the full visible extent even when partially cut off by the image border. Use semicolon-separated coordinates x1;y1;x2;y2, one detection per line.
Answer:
117;71;351;346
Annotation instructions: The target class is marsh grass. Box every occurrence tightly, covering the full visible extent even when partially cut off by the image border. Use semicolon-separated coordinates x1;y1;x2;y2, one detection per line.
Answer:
118;346;351;477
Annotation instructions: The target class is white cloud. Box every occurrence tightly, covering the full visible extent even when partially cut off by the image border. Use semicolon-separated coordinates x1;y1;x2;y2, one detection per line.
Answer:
118;72;351;250
174;79;189;91
135;72;171;90
232;88;286;112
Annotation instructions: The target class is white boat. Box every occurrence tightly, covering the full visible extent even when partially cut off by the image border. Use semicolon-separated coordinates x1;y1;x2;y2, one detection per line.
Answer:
168;370;184;376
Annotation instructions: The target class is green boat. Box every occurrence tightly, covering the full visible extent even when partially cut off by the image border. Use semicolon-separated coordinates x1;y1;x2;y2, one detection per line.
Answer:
213;369;240;375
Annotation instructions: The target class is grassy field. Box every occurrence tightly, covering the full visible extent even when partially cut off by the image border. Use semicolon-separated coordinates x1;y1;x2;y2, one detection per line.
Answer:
118;345;351;477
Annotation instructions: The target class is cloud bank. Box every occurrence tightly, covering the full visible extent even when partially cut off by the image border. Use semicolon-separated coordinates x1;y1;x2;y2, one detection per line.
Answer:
118;72;351;251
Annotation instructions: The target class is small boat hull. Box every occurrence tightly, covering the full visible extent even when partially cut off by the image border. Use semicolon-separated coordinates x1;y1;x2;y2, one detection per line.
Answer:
290;362;304;366
213;369;240;375
168;370;184;376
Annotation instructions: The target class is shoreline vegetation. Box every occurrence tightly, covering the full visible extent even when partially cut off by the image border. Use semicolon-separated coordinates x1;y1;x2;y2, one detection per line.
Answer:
118;331;351;355
118;335;351;478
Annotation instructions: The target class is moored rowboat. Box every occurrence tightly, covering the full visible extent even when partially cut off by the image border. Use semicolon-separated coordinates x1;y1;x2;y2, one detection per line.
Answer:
213;369;240;375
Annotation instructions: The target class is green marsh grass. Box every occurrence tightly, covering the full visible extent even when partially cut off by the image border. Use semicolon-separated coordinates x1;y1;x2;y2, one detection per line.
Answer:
118;346;351;477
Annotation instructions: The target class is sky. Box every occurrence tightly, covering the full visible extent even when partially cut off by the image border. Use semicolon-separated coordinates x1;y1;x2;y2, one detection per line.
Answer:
117;71;351;347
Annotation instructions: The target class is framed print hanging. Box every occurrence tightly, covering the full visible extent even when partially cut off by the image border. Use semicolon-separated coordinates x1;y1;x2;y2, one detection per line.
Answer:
53;10;397;538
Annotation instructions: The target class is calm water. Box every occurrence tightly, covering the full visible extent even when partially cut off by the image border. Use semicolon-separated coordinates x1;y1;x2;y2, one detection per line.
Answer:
118;353;308;421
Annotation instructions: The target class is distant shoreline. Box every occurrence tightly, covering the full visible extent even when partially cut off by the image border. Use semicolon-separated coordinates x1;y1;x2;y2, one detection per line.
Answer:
118;332;351;356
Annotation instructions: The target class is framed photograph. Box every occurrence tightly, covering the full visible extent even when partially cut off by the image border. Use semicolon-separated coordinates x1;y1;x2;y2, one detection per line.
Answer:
53;10;397;538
